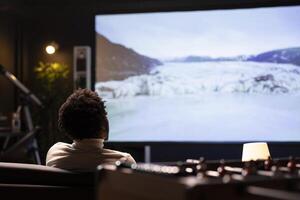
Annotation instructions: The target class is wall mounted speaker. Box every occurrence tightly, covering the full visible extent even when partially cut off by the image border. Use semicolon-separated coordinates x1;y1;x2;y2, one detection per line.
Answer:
73;46;91;90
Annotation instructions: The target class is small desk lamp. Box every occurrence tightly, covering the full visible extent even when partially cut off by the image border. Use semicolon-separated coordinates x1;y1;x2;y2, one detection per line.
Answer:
242;142;271;162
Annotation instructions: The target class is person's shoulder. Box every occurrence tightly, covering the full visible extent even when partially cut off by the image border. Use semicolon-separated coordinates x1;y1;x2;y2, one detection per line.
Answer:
102;148;136;164
46;142;73;167
102;148;130;157
46;142;73;158
48;142;72;152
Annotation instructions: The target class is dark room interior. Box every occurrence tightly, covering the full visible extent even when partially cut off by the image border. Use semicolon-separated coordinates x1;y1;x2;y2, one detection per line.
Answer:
1;0;300;199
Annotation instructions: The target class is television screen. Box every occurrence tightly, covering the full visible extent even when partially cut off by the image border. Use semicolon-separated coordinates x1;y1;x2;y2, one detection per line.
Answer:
95;5;300;141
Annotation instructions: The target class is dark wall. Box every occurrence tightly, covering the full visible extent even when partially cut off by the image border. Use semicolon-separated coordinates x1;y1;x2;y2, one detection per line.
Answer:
0;7;96;162
0;14;17;114
23;13;95;88
0;5;96;99
23;12;96;161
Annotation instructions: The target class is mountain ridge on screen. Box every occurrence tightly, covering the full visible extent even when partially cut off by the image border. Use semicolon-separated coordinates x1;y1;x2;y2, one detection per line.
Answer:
96;33;162;82
170;47;300;66
248;47;300;66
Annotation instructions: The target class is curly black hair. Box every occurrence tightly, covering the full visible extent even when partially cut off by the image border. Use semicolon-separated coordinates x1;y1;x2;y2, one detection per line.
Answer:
58;89;108;140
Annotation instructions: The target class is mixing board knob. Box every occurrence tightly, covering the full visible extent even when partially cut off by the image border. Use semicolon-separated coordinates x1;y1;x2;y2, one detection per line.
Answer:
287;156;296;173
264;156;272;170
217;159;227;177
196;157;207;177
270;160;283;176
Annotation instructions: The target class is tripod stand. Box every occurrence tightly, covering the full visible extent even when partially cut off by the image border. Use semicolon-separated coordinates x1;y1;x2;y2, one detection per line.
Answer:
14;96;41;164
0;64;43;164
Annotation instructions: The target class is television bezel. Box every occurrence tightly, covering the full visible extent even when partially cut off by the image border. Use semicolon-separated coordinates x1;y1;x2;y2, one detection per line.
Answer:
94;0;300;15
94;0;300;149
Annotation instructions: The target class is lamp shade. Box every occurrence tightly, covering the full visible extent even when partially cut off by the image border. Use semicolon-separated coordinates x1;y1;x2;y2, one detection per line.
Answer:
242;142;271;162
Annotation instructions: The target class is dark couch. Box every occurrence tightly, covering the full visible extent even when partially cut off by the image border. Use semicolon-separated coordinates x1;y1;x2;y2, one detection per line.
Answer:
0;162;95;200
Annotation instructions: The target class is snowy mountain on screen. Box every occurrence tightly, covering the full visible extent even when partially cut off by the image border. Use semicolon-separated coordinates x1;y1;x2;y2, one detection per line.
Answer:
96;61;300;98
169;47;300;66
247;47;300;66
170;55;250;62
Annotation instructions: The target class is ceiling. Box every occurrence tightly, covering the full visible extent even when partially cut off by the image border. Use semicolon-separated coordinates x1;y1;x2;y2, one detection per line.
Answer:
1;0;300;16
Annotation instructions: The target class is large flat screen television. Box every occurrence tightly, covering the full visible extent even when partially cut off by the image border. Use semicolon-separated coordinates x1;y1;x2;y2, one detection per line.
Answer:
95;4;300;141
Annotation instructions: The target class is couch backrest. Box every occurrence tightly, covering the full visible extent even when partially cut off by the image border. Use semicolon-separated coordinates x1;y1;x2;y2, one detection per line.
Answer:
0;162;95;186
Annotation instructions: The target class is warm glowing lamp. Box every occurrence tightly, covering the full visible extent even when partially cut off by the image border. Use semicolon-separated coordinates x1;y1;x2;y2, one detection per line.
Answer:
242;142;271;162
45;42;58;55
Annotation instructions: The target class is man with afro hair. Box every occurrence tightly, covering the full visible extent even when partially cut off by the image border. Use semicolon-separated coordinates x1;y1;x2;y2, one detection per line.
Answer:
46;89;135;170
